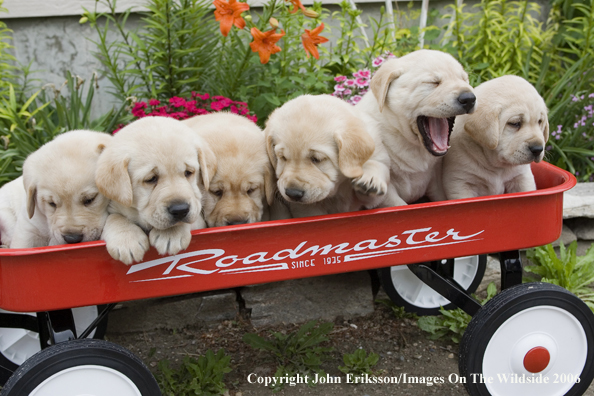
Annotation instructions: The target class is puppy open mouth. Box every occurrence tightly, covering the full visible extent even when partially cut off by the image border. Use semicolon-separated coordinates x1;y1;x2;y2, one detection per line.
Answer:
417;116;455;156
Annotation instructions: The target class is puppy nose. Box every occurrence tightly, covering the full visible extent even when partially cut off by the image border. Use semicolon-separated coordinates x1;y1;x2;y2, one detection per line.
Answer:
168;202;190;220
458;92;476;113
530;145;544;156
63;233;84;244
285;188;305;201
226;218;249;226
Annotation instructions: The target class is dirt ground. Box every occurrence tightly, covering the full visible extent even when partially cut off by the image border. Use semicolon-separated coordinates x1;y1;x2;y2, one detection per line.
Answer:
106;271;594;396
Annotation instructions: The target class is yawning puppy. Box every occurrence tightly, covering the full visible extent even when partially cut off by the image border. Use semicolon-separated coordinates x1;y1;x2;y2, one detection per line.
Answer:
355;49;476;206
183;113;278;226
265;94;376;218
96;117;216;265
442;75;549;199
11;130;112;248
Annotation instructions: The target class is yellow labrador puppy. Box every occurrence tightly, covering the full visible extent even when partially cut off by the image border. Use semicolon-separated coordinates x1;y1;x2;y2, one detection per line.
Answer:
96;117;216;265
442;75;549;199
10;130;112;248
264;94;376;218
355;49;476;206
0;177;27;247
183;113;279;226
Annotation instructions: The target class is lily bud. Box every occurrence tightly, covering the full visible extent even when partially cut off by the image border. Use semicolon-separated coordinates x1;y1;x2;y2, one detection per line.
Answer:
302;8;319;18
269;17;279;29
79;16;88;24
244;14;252;21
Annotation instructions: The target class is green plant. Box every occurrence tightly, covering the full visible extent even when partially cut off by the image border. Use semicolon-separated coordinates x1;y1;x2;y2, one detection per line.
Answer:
0;0;18;101
525;242;594;311
85;0;218;101
242;320;333;390
0;72;130;186
375;298;418;320
417;282;497;343
156;349;232;396
338;348;379;376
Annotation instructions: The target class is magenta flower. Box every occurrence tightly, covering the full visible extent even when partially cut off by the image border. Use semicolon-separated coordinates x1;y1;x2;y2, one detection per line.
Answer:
334;75;347;82
357;70;371;79
334;84;346;92
169;97;187;107
211;101;226;111
345;79;356;87
355;77;369;88
372;57;384;67
350;95;362;104
149;99;161;106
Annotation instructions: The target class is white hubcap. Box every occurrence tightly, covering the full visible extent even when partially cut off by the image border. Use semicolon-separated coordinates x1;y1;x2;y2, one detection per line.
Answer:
483;305;586;396
390;256;480;309
30;365;141;396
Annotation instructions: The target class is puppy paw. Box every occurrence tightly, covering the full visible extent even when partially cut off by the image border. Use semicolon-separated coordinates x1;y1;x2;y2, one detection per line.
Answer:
149;223;192;256
105;229;149;265
352;174;387;197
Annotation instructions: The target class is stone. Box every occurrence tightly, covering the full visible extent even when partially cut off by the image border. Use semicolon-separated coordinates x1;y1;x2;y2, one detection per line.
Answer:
566;218;594;241
241;271;374;328
106;290;238;334
552;224;578;246
563;183;594;219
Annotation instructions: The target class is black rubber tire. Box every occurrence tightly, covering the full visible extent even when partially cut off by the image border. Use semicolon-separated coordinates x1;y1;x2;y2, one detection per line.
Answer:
379;255;487;316
459;282;594;396
0;339;161;396
0;305;109;386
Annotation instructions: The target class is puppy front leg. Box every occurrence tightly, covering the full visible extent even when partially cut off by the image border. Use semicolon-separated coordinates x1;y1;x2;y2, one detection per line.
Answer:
351;160;390;208
102;213;150;265
149;223;192;256
505;169;537;193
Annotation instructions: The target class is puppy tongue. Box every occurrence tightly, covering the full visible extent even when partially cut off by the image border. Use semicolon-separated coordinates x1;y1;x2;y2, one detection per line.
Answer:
427;117;449;152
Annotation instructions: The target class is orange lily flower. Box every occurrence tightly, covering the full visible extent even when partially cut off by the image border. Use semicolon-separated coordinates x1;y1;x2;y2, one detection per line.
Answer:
287;0;307;13
214;0;250;37
250;27;285;64
301;23;329;59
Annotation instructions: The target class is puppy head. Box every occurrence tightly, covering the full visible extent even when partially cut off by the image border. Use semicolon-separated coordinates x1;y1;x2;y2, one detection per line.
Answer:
462;75;549;165
265;95;374;204
369;49;476;156
95;117;216;230
23;130;112;245
184;113;274;227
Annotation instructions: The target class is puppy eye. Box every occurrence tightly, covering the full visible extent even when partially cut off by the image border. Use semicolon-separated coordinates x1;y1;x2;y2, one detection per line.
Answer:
48;202;56;208
83;196;96;206
538;119;543;126
247;187;257;195
508;121;522;129
432;81;441;86
212;189;223;198
310;156;322;164
184;170;194;178
278;155;286;162
145;175;158;184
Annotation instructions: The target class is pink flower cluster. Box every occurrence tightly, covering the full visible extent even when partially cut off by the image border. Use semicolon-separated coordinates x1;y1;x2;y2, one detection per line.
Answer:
116;92;257;133
332;53;396;105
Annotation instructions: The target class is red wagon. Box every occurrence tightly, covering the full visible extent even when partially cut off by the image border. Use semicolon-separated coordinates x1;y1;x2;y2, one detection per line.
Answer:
0;161;591;396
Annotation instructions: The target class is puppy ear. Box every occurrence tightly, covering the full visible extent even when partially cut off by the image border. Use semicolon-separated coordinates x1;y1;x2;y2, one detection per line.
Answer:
463;105;501;150
95;149;133;207
265;133;277;170
197;143;217;191
543;116;550;142
96;143;107;155
22;175;36;219
334;121;375;178
370;60;402;112
264;162;276;206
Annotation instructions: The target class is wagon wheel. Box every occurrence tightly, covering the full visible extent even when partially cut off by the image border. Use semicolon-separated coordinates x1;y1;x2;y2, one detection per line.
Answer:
1;339;161;396
0;305;108;385
378;255;487;316
459;282;594;396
